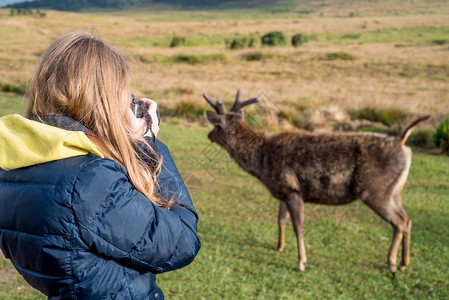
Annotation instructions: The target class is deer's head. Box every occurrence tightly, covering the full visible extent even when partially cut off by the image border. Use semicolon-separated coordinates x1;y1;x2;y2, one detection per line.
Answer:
203;89;259;144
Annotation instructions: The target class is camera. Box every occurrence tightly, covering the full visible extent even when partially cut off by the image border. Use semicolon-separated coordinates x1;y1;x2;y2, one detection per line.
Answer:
131;94;160;124
131;94;160;137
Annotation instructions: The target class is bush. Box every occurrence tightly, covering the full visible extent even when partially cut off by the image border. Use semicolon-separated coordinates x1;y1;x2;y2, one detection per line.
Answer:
169;36;186;48
167;53;228;65
350;107;408;126
261;31;288;47
1;83;25;94
229;36;248;49
408;128;436;149
431;39;448;46
248;35;258;47
291;33;309;47
435;117;449;154
227;35;258;50
173;101;206;119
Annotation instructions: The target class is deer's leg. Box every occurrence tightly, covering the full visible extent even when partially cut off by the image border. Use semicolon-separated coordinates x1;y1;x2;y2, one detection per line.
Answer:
398;194;412;271
285;193;306;272
278;201;290;252
363;193;410;276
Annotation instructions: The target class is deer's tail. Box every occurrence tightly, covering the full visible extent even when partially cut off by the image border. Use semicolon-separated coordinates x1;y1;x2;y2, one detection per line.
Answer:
400;115;431;146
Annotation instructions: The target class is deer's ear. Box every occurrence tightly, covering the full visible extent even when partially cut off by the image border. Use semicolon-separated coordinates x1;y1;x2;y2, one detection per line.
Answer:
205;111;225;126
236;110;244;120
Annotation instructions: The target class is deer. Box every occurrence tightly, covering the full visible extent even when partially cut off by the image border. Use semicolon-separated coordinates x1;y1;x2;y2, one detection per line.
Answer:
203;89;430;276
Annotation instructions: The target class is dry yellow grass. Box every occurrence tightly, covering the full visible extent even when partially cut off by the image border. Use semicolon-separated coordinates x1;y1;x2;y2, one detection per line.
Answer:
0;7;448;121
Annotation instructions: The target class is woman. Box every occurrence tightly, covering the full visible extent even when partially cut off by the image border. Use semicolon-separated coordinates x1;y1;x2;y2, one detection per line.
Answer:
0;31;200;299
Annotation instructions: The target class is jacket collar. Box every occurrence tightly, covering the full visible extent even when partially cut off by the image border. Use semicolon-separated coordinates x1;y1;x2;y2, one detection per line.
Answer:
28;114;98;138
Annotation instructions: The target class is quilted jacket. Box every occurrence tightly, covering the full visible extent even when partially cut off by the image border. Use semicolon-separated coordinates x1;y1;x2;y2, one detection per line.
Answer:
0;114;201;299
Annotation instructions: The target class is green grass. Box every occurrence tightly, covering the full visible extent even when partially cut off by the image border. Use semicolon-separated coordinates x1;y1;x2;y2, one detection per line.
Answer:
113;33;229;48
313;26;449;45
0;92;25;117
1;104;449;299
114;25;449;49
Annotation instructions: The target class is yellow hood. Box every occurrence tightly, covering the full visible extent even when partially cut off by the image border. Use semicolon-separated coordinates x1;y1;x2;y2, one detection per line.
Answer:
0;114;104;171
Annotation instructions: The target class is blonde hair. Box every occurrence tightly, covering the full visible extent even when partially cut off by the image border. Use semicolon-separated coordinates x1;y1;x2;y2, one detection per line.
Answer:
27;31;171;209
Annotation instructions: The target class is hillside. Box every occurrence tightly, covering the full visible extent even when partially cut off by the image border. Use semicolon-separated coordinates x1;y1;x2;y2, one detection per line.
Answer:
4;0;268;11
5;0;449;17
6;0;152;10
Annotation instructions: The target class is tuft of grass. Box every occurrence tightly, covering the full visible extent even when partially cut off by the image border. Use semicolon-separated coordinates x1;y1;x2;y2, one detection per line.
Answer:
166;53;229;65
241;51;273;61
170;54;202;64
321;51;356;61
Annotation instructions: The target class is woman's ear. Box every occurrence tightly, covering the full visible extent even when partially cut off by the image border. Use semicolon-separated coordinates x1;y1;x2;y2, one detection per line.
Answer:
205;111;225;127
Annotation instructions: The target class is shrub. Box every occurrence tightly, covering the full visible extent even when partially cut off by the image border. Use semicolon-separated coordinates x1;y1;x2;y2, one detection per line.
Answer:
167;53;228;65
408;128;436;149
261;31;288;47
1;83;25;94
229;36;248;49
350;107;408;126
291;34;309;47
169;36;186;48
227;35;258;49
431;39;448;46
248;35;258;47
173;101;206;119
435;117;449;154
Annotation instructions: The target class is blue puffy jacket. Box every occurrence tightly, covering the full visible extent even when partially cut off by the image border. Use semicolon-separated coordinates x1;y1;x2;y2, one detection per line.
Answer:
0;115;201;299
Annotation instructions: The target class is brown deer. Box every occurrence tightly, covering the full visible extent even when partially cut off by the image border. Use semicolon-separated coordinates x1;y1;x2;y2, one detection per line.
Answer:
203;89;430;276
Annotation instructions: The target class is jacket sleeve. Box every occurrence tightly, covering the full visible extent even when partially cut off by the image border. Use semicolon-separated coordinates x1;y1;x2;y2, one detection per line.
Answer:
71;141;200;274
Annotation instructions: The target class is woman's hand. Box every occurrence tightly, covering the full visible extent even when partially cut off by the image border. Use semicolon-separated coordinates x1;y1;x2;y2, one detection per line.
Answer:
126;98;160;138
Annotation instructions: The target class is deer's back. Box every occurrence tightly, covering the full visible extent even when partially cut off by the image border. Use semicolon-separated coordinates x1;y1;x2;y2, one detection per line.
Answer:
258;132;410;204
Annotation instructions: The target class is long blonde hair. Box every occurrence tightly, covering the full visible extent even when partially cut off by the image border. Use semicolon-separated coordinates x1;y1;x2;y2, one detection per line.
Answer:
27;31;171;208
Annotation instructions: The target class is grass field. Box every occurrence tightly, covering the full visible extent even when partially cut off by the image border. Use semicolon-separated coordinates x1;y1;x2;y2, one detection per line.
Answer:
1;111;448;299
1;0;449;298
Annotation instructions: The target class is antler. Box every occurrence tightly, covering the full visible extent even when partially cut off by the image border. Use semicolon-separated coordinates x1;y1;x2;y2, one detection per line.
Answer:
203;93;225;114
230;89;259;112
